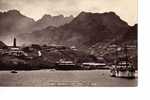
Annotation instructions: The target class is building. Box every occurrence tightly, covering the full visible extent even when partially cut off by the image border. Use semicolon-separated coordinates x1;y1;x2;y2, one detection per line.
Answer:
6;37;26;56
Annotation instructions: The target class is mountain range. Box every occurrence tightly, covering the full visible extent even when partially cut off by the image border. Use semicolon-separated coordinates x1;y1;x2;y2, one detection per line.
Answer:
35;14;73;30
0;10;74;38
0;10;137;53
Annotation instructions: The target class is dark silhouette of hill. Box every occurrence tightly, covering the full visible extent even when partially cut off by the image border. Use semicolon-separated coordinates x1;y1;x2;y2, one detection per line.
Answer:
122;24;137;43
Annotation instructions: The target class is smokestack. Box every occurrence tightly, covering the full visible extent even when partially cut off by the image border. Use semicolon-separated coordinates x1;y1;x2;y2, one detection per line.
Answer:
13;37;16;47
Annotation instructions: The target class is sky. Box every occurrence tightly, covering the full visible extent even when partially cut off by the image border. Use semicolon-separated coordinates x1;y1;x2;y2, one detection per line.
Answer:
0;0;137;25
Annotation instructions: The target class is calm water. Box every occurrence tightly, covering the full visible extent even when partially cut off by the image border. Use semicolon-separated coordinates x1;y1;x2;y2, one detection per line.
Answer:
0;70;137;86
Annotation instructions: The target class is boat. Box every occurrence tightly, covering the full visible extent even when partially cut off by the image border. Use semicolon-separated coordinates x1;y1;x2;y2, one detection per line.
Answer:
55;59;81;70
110;45;136;78
81;62;107;70
11;70;18;73
110;61;136;78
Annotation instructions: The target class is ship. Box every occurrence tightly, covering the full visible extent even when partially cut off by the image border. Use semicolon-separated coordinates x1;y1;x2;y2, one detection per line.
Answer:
110;45;136;78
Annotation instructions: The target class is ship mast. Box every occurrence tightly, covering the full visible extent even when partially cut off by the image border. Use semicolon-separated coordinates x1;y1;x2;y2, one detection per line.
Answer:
124;44;128;68
115;45;118;69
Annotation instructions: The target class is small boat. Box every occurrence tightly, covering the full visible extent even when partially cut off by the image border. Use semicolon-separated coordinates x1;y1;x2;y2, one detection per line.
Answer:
11;70;18;73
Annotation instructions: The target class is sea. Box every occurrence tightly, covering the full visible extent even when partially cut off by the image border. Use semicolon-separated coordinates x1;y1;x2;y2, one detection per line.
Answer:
0;69;137;86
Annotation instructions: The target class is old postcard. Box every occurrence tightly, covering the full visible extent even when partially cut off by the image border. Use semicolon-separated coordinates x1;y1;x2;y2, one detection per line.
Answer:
0;0;137;86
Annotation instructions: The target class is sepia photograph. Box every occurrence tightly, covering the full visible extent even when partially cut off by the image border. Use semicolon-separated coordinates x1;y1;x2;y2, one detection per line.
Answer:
0;0;137;86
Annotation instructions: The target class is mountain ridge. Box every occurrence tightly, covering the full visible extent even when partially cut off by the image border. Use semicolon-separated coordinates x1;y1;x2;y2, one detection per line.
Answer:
0;10;74;38
0;10;137;52
16;11;137;50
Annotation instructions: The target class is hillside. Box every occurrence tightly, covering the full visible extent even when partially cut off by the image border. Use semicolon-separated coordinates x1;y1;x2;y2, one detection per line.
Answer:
0;41;7;49
35;14;73;29
0;11;137;69
0;10;74;42
17;11;136;49
0;45;99;70
0;10;35;35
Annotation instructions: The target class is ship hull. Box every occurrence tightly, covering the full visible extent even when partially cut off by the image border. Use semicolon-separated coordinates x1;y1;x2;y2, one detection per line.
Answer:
110;70;136;78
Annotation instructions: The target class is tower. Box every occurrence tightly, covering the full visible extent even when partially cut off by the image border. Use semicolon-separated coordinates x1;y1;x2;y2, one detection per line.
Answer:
13;37;16;47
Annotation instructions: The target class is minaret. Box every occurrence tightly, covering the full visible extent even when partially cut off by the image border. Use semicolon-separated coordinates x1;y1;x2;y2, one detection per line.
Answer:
13;37;16;47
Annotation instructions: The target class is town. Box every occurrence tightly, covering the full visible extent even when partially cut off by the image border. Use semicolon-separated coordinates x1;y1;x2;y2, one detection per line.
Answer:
0;37;137;78
0;38;107;70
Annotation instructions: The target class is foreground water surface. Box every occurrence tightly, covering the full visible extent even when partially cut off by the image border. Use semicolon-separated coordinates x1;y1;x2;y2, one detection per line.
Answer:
0;70;137;86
